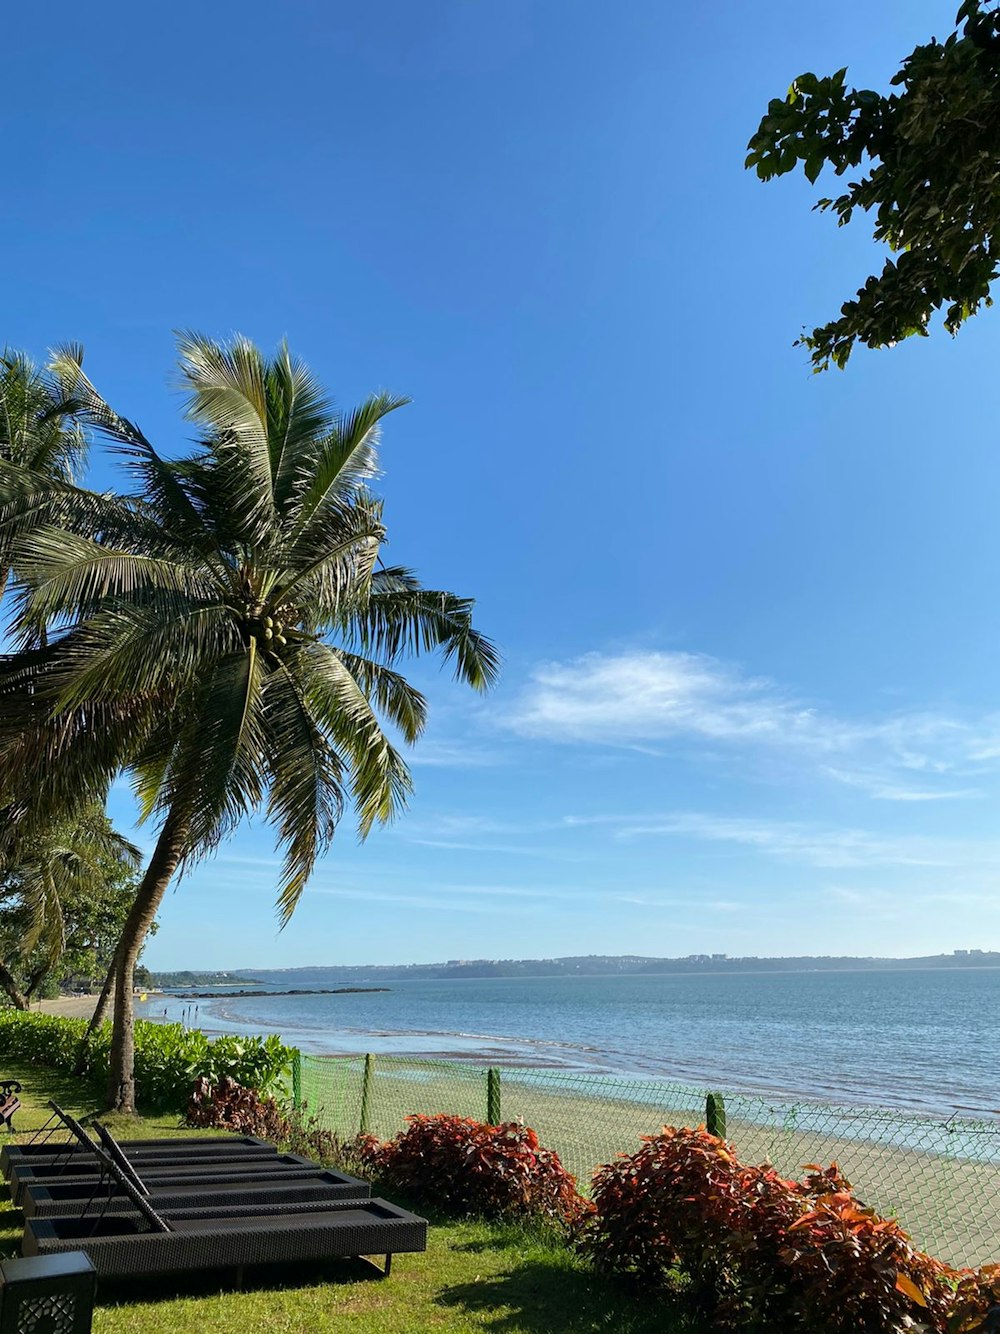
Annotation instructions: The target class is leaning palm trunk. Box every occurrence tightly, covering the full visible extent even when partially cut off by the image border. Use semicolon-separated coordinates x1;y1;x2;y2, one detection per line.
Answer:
106;810;190;1113
72;948;119;1076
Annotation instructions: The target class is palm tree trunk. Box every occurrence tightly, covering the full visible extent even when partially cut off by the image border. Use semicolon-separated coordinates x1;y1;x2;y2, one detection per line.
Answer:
71;948;118;1076
24;963;50;1003
0;962;29;1010
106;808;189;1114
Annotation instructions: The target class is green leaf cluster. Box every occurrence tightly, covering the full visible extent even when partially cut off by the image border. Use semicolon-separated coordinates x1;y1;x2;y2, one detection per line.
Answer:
0;1008;293;1111
747;1;1000;369
0;802;142;1006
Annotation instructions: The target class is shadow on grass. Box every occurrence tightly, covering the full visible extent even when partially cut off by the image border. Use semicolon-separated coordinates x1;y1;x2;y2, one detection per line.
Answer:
435;1260;691;1334
98;1256;384;1309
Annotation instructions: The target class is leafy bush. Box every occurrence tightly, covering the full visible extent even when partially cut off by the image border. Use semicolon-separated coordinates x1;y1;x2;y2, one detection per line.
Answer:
581;1125;958;1332
188;1074;292;1139
0;1009;293;1112
353;1113;591;1227
188;1077;356;1172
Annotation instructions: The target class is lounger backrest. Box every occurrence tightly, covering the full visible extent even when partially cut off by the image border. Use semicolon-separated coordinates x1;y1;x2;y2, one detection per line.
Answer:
93;1122;150;1196
56;1109;172;1235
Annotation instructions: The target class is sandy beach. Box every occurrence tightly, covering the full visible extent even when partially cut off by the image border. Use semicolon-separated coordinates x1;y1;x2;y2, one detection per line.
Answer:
32;992;163;1021
33;995;109;1020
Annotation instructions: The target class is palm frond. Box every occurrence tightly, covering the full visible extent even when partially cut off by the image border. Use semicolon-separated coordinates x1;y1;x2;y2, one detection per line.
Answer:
332;649;427;743
267;341;335;512
176;332;279;546
159;644;268;858
11;527;219;634
345;577;501;691
290;392;408;534
261;659;344;926
299;642;412;836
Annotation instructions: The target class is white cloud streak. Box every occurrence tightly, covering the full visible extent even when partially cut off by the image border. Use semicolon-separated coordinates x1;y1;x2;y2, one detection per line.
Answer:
618;812;952;868
506;650;1000;800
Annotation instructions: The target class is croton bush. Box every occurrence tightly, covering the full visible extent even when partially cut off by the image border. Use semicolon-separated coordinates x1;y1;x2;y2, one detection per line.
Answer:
580;1124;1000;1333
353;1113;591;1228
187;1075;353;1170
187;1074;291;1141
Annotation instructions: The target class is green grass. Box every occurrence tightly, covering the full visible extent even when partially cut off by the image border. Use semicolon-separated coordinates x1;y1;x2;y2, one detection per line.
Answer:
0;1061;692;1334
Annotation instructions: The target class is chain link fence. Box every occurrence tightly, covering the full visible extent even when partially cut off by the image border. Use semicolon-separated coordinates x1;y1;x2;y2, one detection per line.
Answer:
294;1051;1000;1268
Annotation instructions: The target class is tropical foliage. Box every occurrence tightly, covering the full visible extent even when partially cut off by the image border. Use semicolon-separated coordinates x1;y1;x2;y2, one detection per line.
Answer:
0;333;497;1112
0;1009;292;1110
0;802;141;1008
747;0;1000;369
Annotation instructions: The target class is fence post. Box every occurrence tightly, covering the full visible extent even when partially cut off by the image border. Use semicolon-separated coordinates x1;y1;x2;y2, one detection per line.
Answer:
486;1067;501;1124
291;1049;302;1110
706;1091;726;1138
359;1053;375;1135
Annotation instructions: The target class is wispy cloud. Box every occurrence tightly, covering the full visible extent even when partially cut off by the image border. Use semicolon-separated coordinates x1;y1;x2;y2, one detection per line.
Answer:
505;649;1000;801
821;767;983;802
616;894;743;912
407;739;503;768
616;811;972;869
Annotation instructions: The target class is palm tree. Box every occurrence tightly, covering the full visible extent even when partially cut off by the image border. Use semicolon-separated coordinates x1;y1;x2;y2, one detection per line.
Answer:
0;348;89;605
0;334;498;1112
0;803;140;1009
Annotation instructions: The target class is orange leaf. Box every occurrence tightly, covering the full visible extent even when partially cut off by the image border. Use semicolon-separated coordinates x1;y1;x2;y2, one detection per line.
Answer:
894;1273;928;1307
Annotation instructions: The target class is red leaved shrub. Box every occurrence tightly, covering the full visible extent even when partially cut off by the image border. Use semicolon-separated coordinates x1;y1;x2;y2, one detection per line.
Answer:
582;1125;958;1332
352;1113;590;1227
187;1075;292;1141
948;1264;1000;1332
187;1077;355;1171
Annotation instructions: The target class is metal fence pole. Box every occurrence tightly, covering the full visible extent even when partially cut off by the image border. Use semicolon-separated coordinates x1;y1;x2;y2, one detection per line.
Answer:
359;1053;375;1134
291;1049;302;1110
706;1091;726;1138
486;1067;501;1124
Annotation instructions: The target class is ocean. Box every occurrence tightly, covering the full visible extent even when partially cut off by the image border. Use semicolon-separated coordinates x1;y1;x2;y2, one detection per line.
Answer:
138;967;1000;1117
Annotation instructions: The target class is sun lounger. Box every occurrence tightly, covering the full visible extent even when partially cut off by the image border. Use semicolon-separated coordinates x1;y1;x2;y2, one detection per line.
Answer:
9;1138;281;1178
10;1153;324;1205
20;1114;426;1281
23;1198;428;1279
1;1099;275;1179
23;1168;371;1219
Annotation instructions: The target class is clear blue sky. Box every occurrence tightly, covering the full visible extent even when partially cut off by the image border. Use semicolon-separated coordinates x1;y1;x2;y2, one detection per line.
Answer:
8;0;1000;968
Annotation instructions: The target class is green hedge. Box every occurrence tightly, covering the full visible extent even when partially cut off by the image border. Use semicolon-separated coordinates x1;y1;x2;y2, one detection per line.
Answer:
0;1010;294;1112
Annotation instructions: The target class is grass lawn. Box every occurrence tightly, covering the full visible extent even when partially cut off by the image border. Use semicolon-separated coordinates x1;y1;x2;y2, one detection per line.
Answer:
0;1061;692;1334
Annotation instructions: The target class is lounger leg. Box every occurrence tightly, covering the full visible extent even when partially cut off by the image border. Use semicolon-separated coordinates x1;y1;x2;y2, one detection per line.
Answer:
383;1254;392;1278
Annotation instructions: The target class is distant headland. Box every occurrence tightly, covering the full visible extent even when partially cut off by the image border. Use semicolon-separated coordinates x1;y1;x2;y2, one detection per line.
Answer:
221;949;1000;983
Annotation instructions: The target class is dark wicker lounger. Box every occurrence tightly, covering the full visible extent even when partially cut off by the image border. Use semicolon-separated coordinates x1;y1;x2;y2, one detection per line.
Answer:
23;1169;371;1219
1;1101;276;1179
11;1154;323;1205
21;1116;426;1281
10;1140;281;1176
3;1133;276;1175
23;1197;428;1279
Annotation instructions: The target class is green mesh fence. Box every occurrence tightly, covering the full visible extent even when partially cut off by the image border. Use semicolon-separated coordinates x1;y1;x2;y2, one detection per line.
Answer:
296;1051;1000;1268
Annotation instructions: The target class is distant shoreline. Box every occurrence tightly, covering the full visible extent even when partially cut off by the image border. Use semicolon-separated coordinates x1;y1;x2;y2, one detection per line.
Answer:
168;987;390;999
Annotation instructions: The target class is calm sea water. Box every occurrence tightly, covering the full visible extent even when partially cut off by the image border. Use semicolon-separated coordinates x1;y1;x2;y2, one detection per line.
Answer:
139;969;1000;1117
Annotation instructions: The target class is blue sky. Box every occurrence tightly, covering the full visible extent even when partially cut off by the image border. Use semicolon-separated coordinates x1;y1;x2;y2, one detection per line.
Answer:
8;0;1000;968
